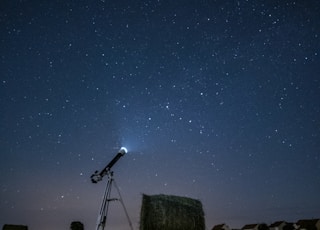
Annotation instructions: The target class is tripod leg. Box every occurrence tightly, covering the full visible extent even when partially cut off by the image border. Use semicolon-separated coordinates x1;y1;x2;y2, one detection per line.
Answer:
95;173;132;230
113;179;134;230
96;178;113;230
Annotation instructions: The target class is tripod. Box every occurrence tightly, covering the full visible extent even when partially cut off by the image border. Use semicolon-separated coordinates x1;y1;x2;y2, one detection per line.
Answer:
95;171;133;230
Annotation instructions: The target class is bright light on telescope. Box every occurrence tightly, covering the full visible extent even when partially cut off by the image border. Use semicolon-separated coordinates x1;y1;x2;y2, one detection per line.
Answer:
119;147;128;155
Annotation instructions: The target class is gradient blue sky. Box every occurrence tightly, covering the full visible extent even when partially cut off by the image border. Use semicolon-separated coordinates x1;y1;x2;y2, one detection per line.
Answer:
1;1;319;229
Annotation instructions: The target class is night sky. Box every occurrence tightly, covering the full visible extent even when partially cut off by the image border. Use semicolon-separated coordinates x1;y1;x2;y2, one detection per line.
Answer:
1;1;320;230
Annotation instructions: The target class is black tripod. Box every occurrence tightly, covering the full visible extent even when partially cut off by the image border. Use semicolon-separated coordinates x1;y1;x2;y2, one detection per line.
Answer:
95;171;133;230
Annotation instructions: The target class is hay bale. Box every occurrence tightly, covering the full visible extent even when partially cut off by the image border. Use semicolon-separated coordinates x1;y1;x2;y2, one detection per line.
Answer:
139;194;205;230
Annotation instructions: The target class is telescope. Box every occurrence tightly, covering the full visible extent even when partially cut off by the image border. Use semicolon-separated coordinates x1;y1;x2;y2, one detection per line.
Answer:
91;146;133;230
91;147;127;183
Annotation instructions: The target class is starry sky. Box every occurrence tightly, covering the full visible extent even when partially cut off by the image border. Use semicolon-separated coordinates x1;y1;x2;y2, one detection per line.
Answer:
1;1;320;230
